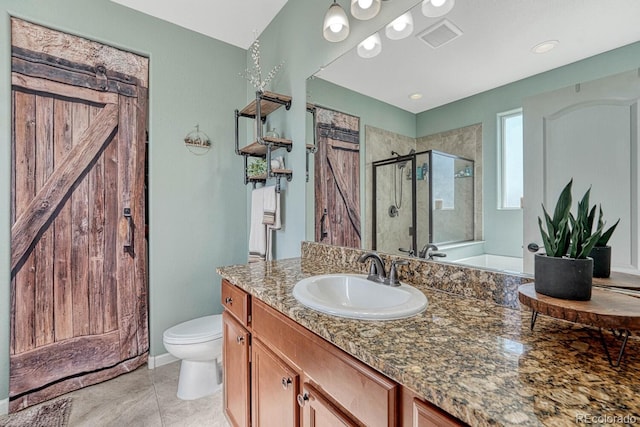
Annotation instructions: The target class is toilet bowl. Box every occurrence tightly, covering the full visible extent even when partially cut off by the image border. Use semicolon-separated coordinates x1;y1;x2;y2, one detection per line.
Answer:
163;314;223;400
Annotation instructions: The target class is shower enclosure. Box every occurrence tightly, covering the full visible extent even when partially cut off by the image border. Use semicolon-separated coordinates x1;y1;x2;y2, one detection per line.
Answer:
372;150;475;255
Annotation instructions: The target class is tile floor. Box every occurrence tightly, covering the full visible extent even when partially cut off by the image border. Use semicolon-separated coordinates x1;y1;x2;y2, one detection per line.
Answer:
63;361;230;426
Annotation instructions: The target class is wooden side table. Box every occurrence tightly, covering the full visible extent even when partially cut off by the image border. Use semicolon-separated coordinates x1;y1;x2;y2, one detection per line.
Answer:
518;283;640;367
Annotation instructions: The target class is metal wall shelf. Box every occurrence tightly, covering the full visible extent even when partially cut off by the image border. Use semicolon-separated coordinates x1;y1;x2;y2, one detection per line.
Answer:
235;91;293;191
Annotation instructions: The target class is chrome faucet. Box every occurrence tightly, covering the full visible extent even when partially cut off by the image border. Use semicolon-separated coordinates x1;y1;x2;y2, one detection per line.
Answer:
358;252;408;286
418;244;447;260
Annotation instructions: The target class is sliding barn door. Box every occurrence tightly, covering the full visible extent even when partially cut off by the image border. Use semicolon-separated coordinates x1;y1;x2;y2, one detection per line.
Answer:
9;19;149;411
314;107;361;248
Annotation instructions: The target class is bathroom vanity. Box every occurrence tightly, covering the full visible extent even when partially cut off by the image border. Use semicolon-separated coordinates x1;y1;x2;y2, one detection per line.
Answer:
217;242;640;427
221;279;458;427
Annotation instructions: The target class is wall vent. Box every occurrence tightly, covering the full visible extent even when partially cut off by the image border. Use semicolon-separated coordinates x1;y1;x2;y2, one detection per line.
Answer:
417;19;463;49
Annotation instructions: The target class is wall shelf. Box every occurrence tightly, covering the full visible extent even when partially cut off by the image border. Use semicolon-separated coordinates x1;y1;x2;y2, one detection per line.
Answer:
238;91;292;121
235;91;293;190
239;137;293;156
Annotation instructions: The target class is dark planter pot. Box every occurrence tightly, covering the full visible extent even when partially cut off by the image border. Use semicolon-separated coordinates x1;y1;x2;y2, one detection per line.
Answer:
534;254;593;301
589;246;612;278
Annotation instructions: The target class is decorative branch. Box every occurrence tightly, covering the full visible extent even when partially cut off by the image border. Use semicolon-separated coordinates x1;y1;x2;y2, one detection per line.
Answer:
240;38;284;92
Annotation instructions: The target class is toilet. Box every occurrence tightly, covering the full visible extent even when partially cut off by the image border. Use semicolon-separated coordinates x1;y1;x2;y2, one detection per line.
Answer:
162;314;223;400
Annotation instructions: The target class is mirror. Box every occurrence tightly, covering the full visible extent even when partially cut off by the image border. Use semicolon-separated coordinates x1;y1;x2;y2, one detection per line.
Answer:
306;0;640;275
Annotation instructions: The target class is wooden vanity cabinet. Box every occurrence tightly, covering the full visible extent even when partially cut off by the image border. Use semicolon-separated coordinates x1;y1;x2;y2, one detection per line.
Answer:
252;298;397;427
251;338;299;427
399;386;464;427
221;279;465;427
299;382;360;427
223;311;251;427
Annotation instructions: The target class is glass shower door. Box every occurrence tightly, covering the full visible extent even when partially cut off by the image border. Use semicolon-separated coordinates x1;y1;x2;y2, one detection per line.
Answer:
372;156;416;255
430;151;474;244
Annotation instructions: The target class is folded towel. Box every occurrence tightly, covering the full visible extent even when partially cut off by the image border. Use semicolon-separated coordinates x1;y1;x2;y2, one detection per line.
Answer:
263;185;276;226
249;188;266;262
263;187;281;261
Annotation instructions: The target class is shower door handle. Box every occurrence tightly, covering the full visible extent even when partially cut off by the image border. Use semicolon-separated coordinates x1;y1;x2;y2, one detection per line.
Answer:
320;208;328;240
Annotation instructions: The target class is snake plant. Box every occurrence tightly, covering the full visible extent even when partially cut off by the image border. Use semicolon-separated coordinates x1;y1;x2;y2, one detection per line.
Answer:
538;179;604;259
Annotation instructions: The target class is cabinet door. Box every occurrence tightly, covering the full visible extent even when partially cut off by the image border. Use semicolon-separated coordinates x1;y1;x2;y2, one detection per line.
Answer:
413;398;462;427
300;382;359;427
252;339;299;427
223;311;250;427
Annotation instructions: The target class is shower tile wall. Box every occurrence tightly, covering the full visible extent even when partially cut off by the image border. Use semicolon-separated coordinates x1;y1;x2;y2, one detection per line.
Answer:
365;124;483;251
365;126;416;251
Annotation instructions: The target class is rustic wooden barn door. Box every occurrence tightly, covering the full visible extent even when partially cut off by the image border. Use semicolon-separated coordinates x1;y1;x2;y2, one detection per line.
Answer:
314;108;361;248
9;19;149;411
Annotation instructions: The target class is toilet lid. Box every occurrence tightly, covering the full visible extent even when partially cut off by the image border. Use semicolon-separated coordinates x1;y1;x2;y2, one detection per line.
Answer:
163;315;222;345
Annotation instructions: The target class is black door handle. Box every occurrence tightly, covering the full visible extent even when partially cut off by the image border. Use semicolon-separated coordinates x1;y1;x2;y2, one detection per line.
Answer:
320;208;328;240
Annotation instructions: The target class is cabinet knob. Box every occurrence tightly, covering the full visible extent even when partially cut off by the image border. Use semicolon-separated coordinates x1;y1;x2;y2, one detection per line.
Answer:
236;336;244;344
281;377;292;390
225;297;233;304
296;392;309;407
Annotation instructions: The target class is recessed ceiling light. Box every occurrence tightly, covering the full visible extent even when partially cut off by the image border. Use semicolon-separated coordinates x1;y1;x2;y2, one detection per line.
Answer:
409;93;423;100
531;40;558;54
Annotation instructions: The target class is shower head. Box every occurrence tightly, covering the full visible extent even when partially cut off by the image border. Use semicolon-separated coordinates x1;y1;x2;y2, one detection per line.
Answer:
392;149;415;169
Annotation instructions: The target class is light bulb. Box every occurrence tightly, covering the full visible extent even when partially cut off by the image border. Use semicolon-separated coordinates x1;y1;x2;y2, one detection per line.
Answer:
392;19;407;32
357;33;382;58
422;0;454;18
385;12;413;40
329;22;343;33
362;37;376;50
351;0;381;20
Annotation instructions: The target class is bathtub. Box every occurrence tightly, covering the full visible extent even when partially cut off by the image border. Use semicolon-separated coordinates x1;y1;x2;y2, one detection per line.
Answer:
446;254;524;274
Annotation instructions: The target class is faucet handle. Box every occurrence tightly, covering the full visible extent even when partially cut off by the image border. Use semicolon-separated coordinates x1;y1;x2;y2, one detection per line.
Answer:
387;259;409;286
399;247;414;257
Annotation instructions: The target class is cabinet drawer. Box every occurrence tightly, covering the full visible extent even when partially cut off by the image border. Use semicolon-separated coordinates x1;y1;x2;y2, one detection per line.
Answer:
252;299;397;427
221;279;250;326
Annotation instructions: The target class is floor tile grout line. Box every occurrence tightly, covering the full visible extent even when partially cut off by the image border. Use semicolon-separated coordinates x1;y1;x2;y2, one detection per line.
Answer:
150;369;166;427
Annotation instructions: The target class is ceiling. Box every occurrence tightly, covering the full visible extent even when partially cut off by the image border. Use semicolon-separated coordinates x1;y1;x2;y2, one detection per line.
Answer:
111;0;640;114
109;0;288;49
317;0;640;113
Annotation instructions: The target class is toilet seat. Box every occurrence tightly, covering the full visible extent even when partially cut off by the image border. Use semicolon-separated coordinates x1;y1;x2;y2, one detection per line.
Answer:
163;314;222;345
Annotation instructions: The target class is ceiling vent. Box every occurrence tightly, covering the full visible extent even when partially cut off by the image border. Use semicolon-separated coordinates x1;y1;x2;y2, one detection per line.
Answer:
417;19;463;49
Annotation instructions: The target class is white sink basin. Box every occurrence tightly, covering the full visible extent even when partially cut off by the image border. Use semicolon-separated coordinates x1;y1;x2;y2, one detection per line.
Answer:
292;274;428;320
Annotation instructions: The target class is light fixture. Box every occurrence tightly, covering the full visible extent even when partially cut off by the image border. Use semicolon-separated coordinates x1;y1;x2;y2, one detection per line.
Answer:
351;0;381;21
357;33;382;58
409;93;423;100
531;40;558;54
323;0;350;42
385;12;414;40
422;0;455;18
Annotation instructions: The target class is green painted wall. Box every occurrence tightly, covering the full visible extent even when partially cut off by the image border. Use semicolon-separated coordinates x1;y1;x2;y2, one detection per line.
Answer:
0;0;247;401
416;41;640;257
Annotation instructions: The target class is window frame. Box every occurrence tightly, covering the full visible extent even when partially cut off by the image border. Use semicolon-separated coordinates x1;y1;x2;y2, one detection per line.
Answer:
497;108;523;210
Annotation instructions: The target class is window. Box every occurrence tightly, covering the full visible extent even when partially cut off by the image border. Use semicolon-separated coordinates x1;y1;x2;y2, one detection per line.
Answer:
498;109;523;209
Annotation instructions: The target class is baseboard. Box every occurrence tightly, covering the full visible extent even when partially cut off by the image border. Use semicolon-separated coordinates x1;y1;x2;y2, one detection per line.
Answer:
0;397;8;415
147;352;179;369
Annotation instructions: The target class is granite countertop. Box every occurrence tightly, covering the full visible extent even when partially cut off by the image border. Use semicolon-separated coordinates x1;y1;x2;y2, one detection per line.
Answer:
217;250;640;427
